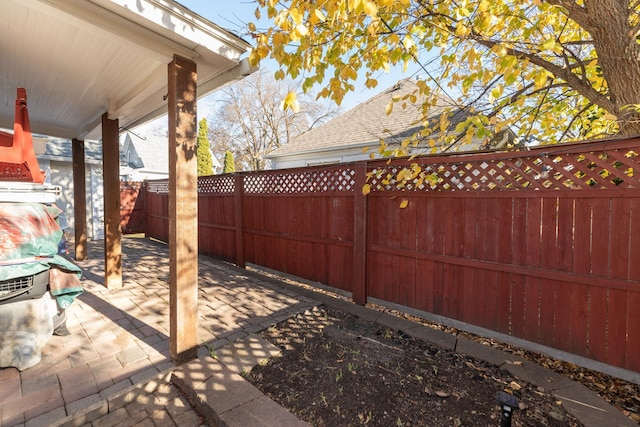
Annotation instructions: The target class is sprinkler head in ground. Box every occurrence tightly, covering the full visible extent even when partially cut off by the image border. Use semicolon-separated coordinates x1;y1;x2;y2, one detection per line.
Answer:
496;390;519;427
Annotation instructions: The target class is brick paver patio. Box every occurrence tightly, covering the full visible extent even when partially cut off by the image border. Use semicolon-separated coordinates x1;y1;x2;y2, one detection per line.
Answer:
0;237;317;426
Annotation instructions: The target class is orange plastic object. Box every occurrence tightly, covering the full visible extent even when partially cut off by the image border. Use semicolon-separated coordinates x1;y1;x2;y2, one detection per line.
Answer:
0;88;45;183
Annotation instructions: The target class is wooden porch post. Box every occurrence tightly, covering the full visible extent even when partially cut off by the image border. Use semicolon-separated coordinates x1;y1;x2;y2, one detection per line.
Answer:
102;113;123;289
168;54;198;363
72;138;88;261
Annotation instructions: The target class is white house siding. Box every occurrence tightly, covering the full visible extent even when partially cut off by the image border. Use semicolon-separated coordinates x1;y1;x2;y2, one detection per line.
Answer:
269;146;377;170
39;157;104;241
90;167;105;240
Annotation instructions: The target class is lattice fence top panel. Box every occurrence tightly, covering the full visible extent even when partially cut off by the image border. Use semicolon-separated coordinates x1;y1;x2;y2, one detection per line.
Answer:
143;138;640;195
147;180;169;193
366;139;640;192
120;181;144;191
198;175;235;194
244;167;356;195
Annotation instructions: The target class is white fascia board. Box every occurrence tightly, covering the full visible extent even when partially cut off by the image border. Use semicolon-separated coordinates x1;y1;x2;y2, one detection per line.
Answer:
94;0;252;61
198;58;258;96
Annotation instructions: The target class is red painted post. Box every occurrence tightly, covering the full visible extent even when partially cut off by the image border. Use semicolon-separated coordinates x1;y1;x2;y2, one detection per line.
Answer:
353;162;368;305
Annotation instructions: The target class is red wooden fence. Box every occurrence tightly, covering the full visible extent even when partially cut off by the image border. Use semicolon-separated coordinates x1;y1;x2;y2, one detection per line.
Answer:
144;136;640;373
120;181;146;235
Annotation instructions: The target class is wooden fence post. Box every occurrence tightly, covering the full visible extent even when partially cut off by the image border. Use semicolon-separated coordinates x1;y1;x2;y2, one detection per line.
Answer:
353;162;368;305
235;174;245;268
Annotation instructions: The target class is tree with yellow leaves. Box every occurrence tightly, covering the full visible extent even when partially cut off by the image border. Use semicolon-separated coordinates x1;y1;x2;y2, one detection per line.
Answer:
249;0;640;149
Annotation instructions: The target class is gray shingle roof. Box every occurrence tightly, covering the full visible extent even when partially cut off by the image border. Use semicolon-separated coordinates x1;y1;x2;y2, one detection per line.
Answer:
40;137;103;162
121;133;169;174
268;79;458;158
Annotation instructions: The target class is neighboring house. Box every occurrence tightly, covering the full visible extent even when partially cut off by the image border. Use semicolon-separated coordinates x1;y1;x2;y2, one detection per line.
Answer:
120;132;170;181
35;131;222;241
120;132;222;180
36;137;105;240
267;79;516;169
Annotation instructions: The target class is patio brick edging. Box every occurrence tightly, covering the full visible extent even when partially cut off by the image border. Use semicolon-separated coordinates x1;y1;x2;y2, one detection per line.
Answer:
170;334;311;427
47;369;175;427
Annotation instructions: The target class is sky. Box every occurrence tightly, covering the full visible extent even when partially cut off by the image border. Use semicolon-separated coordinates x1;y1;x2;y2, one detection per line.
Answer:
173;1;426;116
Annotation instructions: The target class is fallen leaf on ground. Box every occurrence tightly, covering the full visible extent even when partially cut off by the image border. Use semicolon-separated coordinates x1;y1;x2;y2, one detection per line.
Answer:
509;381;522;391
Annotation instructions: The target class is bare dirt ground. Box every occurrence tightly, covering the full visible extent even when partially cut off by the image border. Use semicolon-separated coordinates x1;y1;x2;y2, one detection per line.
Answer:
247;305;587;426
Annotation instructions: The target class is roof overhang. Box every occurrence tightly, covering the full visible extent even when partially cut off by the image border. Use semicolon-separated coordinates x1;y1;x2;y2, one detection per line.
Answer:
0;0;256;140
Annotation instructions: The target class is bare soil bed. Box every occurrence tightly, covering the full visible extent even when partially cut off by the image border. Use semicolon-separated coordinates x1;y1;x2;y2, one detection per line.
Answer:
246;305;584;426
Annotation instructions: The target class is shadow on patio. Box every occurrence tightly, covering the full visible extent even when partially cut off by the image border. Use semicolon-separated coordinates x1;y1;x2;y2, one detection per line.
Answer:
0;236;318;426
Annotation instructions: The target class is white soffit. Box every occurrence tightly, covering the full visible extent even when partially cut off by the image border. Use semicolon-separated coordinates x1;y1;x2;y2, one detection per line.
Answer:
0;0;254;140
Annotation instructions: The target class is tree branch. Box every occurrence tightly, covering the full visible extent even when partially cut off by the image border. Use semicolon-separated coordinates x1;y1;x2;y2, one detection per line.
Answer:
559;102;593;140
472;36;617;114
544;0;591;30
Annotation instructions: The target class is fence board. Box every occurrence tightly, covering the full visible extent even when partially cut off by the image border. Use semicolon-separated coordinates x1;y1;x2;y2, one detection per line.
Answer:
591;199;610;276
481;270;496;331
433;198;446;255
512;198;527;265
453;198;465;257
573;199;591;275
367;196;386;248
570;284;589;356
554;281;572;352
627;292;640;372
432;262;444;315
462;198;475;258
631;199;640;282
368;251;384;300
610;198;631;280
496;198;513;264
539;278;557;348
400;256;416;308
415;259;435;313
450;263;463;320
469;268;485;326
525;198;542;268
391;195;409;247
474;198;488;260
416;197;435;252
510;274;526;337
541;198;558;271
523;275;540;342
557;199;574;272
385;255;401;305
441;263;454;318
607;288;627;368
588;286;608;362
494;271;511;335
328;244;352;292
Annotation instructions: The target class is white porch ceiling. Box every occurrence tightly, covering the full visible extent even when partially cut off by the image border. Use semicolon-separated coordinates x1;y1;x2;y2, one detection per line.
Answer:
0;0;255;140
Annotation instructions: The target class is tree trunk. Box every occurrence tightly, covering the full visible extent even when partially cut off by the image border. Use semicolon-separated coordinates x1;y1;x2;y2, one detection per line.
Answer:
584;0;640;135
